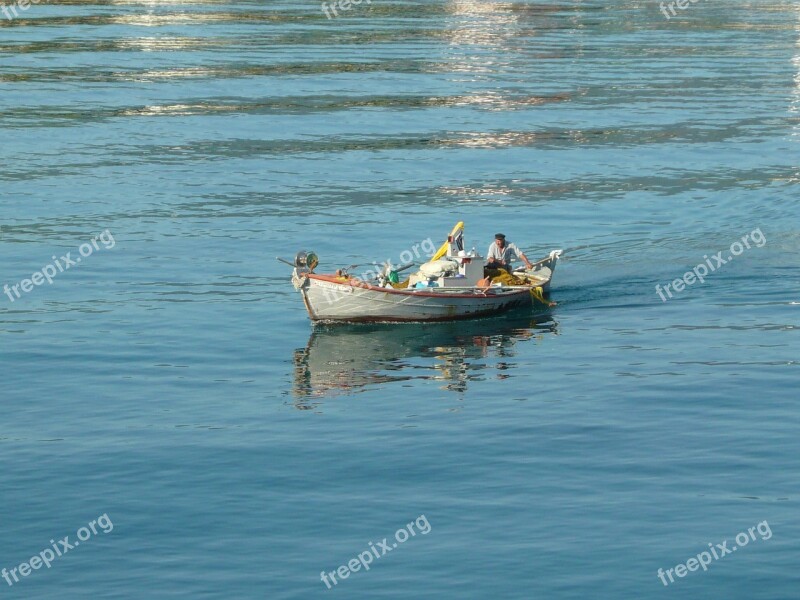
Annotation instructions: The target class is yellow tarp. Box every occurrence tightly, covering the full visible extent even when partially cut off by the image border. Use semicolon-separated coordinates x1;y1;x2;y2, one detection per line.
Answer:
390;278;410;289
431;221;464;261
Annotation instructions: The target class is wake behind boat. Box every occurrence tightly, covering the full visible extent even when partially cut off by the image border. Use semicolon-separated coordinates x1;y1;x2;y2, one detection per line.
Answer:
279;222;562;323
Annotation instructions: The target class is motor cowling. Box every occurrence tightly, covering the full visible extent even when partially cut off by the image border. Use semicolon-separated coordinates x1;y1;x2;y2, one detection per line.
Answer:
294;251;319;272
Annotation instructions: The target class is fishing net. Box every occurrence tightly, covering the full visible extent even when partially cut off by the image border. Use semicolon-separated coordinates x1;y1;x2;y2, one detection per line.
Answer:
487;270;526;286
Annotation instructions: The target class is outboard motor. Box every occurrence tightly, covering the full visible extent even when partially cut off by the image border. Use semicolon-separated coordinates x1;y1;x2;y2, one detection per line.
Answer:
293;251;319;273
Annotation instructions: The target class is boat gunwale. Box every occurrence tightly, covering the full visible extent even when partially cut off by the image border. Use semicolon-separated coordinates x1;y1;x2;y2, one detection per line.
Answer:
306;273;537;300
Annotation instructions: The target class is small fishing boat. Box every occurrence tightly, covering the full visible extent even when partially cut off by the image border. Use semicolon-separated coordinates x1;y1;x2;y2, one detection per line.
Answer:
279;222;562;323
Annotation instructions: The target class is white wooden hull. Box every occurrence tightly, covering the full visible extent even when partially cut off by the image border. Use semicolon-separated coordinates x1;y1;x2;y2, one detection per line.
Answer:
299;276;533;322
293;251;560;323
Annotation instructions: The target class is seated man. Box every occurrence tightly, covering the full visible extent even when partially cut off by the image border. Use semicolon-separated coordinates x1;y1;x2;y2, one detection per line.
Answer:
486;233;533;273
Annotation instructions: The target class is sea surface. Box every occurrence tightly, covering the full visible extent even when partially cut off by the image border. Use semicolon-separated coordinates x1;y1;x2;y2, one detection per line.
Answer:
1;1;798;598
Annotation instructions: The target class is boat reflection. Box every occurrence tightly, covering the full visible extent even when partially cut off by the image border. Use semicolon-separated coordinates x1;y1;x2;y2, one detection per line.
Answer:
291;311;558;405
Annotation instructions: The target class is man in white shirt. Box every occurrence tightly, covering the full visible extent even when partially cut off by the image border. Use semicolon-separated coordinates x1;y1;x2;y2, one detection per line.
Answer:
486;233;533;272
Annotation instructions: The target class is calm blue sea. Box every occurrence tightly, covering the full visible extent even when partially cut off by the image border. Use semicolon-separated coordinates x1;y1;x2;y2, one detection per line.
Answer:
1;1;798;598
